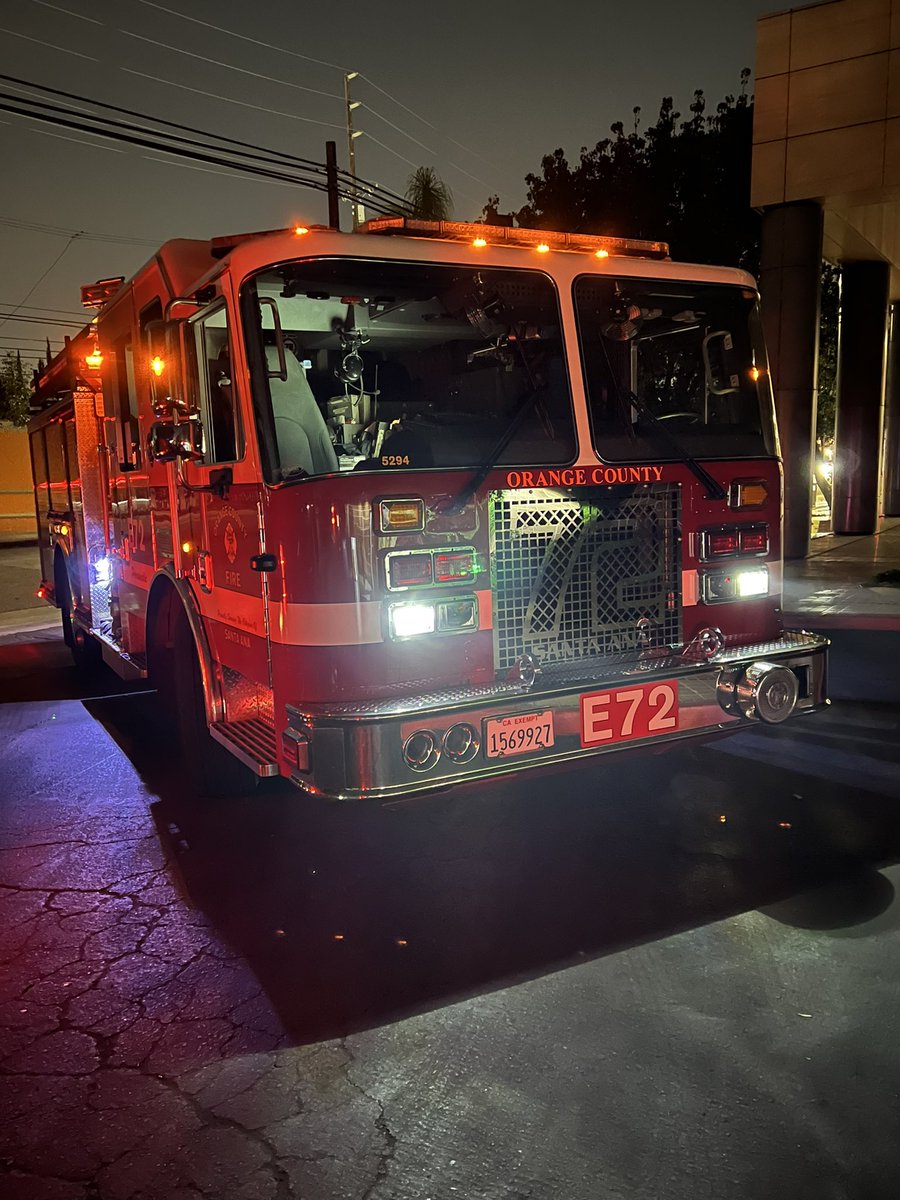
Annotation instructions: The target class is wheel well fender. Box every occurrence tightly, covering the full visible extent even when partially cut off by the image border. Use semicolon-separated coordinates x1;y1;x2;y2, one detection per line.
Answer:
145;567;224;724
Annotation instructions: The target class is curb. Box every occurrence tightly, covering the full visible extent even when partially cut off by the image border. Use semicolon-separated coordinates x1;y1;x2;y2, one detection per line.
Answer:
0;607;59;636
783;612;900;632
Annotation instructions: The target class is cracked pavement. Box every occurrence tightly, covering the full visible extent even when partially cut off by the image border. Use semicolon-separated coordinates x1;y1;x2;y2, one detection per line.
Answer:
2;631;900;1199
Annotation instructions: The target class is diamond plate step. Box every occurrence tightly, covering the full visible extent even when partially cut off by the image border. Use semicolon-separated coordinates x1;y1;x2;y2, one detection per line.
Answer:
209;718;279;777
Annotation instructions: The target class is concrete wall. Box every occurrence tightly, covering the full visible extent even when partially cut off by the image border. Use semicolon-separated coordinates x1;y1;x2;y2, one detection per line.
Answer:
0;425;37;539
753;0;900;210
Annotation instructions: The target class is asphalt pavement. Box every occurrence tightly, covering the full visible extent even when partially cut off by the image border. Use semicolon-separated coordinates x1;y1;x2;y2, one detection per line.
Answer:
2;536;900;1200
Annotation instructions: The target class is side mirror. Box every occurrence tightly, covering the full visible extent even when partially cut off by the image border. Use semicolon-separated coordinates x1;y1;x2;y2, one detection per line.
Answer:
148;416;205;464
703;330;740;396
148;419;178;463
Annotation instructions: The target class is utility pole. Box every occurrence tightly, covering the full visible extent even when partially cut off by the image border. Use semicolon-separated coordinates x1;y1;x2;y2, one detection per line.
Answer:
325;140;340;231
343;71;364;229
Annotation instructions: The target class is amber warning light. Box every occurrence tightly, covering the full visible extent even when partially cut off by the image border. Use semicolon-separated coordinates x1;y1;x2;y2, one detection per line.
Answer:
360;218;669;260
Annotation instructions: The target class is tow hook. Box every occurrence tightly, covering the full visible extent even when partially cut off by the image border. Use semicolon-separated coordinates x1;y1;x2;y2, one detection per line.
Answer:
717;661;800;724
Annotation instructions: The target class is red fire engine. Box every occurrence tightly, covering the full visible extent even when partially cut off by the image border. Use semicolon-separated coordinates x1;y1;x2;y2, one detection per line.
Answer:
29;218;828;799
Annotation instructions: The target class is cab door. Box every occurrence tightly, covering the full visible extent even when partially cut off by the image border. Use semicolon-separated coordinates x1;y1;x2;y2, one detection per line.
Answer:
175;301;271;690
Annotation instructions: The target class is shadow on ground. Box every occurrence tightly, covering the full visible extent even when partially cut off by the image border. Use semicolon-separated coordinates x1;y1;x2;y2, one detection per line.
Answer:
5;631;900;1047
95;692;900;1045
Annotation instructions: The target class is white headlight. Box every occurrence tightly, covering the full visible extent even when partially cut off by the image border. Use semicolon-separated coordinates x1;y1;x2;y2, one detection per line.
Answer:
390;603;436;638
737;567;769;598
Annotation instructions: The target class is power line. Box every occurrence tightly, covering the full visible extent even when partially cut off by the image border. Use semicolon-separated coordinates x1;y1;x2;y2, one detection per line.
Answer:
135;0;348;72
0;72;411;211
0;90;414;216
0;301;87;316
0;313;85;327
31;125;127;154
2;79;98;116
358;74;495;177
130;0;495;182
363;132;418;171
121;31;344;103
0;215;160;248
142;153;296;190
0;235;80;335
0;335;56;343
29;0;104;25
361;103;436;158
0;26;97;61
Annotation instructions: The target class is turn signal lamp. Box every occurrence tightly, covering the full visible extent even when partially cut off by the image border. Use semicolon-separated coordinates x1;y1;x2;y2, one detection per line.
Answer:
85;350;103;369
378;498;425;533
59;524;70;538
150;355;166;377
472;237;487;248
536;243;550;254
729;479;768;509
595;249;610;259
293;225;310;236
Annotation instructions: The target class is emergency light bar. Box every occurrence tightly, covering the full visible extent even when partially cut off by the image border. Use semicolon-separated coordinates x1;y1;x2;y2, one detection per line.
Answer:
360;217;669;260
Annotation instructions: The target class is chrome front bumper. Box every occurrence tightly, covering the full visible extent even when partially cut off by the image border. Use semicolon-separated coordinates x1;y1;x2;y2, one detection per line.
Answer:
284;631;829;800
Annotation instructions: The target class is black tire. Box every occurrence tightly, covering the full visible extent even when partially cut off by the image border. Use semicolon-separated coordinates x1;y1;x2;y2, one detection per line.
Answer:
56;561;101;671
171;613;259;800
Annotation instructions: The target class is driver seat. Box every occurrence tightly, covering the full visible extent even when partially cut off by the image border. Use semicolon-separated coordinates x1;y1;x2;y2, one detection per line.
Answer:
266;347;338;476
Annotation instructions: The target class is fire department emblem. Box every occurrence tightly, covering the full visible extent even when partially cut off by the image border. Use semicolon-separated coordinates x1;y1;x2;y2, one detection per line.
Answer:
223;522;238;564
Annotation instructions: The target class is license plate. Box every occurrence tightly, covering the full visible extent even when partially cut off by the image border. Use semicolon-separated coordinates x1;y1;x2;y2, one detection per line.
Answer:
484;710;555;759
580;679;680;747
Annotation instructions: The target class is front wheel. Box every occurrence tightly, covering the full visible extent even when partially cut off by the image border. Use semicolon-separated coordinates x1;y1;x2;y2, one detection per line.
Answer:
171;614;259;799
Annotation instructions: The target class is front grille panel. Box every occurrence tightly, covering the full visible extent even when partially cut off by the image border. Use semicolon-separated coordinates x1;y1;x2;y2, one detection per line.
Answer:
491;485;682;671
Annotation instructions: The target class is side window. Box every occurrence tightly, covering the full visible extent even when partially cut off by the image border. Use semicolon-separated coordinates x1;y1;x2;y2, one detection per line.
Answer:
108;337;140;469
191;306;242;464
44;420;70;512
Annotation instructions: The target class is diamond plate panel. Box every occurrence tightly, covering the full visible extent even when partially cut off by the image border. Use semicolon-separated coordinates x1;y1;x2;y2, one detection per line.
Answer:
490;485;681;671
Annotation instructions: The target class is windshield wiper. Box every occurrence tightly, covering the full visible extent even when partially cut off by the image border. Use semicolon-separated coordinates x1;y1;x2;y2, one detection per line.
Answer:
622;385;726;500
598;338;725;501
441;380;547;514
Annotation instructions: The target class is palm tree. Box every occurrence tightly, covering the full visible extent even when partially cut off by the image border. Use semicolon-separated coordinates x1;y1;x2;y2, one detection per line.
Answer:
405;167;452;220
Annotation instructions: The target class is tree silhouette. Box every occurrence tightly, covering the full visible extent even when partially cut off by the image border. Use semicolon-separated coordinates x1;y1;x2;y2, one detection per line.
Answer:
405;167;453;220
0;350;30;424
485;70;759;273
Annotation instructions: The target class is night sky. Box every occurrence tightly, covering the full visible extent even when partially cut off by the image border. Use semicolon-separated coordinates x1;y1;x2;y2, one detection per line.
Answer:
1;0;777;367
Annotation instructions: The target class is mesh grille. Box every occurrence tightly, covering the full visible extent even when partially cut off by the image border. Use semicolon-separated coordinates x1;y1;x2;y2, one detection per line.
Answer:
490;485;681;671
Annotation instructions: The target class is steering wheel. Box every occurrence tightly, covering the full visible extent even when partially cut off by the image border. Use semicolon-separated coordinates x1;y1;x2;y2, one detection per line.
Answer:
656;411;700;424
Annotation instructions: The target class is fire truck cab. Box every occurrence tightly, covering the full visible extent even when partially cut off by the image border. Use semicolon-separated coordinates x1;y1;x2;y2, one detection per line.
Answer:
29;218;828;799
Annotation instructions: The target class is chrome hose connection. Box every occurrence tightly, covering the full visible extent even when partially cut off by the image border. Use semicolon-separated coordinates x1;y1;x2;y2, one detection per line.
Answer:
717;661;800;724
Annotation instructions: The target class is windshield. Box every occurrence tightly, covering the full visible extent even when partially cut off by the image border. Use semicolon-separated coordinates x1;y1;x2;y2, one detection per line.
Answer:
245;258;576;481
573;276;776;462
